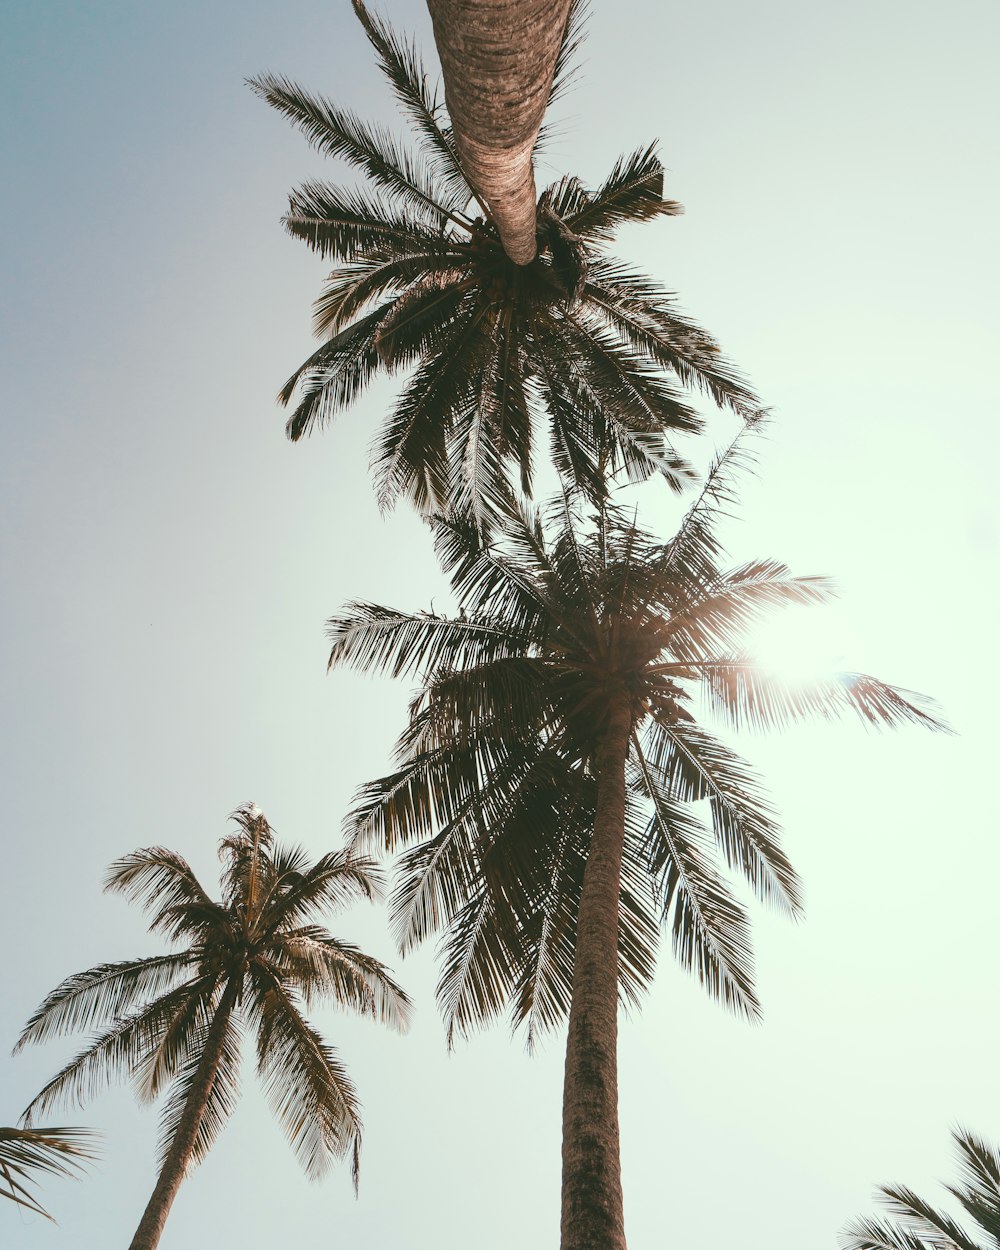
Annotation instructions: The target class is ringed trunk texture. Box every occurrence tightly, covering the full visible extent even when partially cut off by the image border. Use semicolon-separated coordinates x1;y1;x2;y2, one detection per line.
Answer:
425;0;575;264
128;980;238;1250
560;699;632;1250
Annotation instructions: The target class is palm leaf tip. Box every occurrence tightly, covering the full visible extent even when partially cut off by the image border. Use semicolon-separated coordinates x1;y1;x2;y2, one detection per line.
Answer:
0;1125;100;1220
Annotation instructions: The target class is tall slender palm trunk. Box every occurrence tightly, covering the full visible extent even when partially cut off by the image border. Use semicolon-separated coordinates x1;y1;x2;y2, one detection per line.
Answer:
560;698;632;1250
128;979;239;1250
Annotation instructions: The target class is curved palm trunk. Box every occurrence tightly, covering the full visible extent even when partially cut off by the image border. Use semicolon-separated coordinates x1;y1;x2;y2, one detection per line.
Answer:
425;0;574;264
128;979;239;1250
561;699;631;1250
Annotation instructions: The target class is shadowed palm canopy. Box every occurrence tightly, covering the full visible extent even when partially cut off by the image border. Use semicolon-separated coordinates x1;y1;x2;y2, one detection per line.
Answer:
0;1124;98;1220
842;1128;1000;1250
326;429;947;1046
249;0;760;528
15;805;411;1188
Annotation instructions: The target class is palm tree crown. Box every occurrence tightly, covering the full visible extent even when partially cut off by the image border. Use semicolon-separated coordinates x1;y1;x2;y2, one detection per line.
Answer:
842;1128;1000;1250
328;430;945;1040
15;804;411;1248
250;1;760;527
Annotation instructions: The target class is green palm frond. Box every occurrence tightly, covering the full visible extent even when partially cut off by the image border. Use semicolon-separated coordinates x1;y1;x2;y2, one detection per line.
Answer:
0;1125;99;1220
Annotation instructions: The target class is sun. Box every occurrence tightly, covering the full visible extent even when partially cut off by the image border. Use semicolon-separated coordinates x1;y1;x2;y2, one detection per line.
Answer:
747;603;855;687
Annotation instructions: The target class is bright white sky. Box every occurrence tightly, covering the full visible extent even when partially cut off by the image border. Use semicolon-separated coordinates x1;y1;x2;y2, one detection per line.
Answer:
2;1;998;1246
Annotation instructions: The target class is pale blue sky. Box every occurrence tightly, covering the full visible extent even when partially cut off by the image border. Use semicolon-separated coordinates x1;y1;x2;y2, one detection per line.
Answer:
2;1;998;1247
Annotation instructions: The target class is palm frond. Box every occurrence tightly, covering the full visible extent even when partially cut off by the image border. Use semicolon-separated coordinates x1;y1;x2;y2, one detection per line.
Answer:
104;849;215;935
839;1216;937;1250
350;0;472;209
326;602;518;681
565;145;683;242
248;74;455;226
21;979;208;1125
14;955;193;1054
642;716;801;915
281;308;390;441
0;1125;99;1220
633;739;760;1020
879;1184;981;1250
694;660;951;735
283;180;452;262
250;978;363;1186
275;929;412;1032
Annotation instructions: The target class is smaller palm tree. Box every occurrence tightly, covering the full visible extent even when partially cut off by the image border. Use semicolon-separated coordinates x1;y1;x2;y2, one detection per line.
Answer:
14;804;411;1250
0;1124;97;1220
842;1128;1000;1250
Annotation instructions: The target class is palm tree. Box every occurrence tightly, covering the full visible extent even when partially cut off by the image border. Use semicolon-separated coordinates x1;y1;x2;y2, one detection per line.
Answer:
324;431;948;1250
250;1;759;528
842;1128;1000;1250
15;804;412;1250
0;1124;97;1221
424;0;579;264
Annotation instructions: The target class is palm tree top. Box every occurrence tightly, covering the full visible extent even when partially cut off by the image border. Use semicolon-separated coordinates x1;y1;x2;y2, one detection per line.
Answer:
249;2;761;528
16;804;411;1189
326;431;948;1044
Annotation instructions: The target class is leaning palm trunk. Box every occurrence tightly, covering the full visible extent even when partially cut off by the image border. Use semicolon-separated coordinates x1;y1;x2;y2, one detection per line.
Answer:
560;699;631;1250
128;981;238;1250
425;0;575;263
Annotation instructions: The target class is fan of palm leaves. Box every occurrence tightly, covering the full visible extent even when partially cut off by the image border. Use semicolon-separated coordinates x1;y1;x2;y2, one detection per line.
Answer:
326;426;947;1046
250;0;761;527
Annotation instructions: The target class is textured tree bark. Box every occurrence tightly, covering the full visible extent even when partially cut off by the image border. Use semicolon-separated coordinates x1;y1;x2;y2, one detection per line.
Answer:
425;0;575;265
127;980;238;1250
560;698;631;1250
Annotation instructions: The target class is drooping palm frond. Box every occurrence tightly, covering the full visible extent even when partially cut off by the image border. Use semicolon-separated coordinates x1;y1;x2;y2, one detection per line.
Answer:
0;1124;99;1220
249;977;363;1187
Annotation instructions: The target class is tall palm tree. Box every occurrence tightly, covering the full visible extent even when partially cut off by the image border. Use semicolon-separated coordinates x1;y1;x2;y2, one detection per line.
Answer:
250;1;758;528
15;804;412;1250
842;1128;1000;1250
425;0;579;264
0;1124;97;1221
324;431;948;1250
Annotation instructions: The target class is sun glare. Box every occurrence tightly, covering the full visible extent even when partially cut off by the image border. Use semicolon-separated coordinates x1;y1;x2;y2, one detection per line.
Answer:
747;604;855;687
